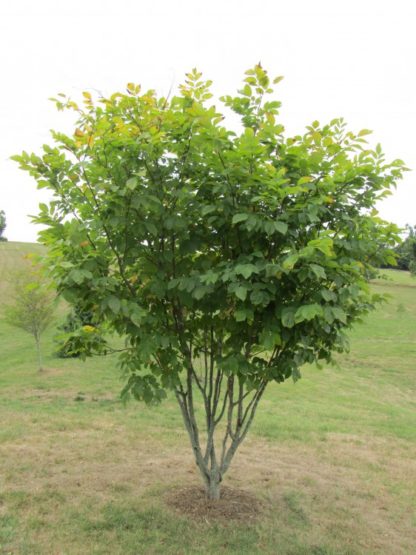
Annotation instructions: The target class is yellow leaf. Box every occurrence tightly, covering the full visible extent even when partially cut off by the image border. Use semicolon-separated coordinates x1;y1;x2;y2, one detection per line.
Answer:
358;129;372;137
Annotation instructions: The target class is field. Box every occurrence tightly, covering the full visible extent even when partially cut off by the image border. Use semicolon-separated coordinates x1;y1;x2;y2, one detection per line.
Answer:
0;242;415;554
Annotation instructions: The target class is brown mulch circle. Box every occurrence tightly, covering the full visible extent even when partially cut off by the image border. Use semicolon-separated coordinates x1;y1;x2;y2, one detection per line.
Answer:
165;485;263;522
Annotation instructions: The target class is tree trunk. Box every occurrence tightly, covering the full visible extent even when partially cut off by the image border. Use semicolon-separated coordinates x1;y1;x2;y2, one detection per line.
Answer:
175;365;268;503
35;337;43;372
206;473;221;500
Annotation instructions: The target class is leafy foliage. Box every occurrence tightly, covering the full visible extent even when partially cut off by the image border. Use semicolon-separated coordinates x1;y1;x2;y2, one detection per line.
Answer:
0;210;7;241
394;225;416;274
55;306;107;358
12;65;406;496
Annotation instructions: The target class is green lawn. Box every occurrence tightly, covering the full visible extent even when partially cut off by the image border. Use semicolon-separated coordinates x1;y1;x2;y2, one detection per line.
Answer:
0;242;415;554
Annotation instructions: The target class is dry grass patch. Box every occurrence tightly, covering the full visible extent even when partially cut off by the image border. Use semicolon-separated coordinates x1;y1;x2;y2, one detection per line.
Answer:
1;424;415;553
224;436;416;554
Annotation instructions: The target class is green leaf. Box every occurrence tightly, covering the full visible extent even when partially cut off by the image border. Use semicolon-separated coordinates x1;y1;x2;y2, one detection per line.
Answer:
282;254;299;270
331;307;347;323
201;205;216;216
306;205;319;222
201;270;219;285
294;304;323;323
107;296;121;314
235;264;258;279
131;308;146;327
384;254;397;266
235;286;248;301
321;289;336;302
259;329;281;350
308;237;333;256
264;221;275;236
265;263;281;277
145;222;158;236
310;264;326;280
297;176;313;185
274;221;288;234
126;177;138;190
292;367;302;382
167;278;180;290
241;84;252;97
69;269;90;284
193;286;208;300
245;215;258;232
234;308;253;322
324;306;334;324
232;213;249;224
358;129;372;137
250;290;266;305
281;307;296;328
150;280;167;299
220;355;240;375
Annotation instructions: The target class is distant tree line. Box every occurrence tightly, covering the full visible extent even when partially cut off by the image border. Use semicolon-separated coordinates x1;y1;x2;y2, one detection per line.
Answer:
0;210;7;241
392;225;416;274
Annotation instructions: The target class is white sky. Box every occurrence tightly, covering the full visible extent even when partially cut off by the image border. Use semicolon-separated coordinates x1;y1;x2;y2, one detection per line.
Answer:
1;0;415;242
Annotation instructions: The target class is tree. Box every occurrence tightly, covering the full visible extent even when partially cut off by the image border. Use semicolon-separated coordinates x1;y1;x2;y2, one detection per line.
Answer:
12;66;406;499
395;224;416;274
5;258;55;371
0;210;7;241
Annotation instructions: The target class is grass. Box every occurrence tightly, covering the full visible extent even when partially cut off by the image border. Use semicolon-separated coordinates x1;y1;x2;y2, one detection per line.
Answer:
0;242;415;554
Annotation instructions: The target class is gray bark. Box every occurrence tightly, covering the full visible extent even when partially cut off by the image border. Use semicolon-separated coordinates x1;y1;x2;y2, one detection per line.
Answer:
169;306;272;501
175;364;267;501
35;335;43;372
206;471;221;500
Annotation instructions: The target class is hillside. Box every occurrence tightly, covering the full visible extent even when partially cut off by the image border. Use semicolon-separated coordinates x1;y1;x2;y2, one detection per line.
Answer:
0;241;45;295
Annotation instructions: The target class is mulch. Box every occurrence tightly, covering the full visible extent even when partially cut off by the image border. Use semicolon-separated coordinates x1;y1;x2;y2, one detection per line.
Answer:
165;485;263;522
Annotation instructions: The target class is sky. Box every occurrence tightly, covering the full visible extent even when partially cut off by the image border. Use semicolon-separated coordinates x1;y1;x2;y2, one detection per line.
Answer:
1;0;415;242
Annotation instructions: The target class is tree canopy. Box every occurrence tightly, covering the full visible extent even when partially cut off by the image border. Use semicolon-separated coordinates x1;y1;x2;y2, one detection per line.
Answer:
12;65;406;499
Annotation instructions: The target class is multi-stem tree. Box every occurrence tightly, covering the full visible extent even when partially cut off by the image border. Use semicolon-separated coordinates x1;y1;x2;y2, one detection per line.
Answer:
13;66;405;499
